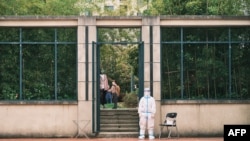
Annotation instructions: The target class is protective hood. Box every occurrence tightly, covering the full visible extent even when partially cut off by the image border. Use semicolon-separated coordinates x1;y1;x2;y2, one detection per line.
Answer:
144;88;150;98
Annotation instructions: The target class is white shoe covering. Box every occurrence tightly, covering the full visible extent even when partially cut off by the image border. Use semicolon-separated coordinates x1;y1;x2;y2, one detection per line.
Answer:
138;135;145;139
149;135;155;139
138;129;145;139
149;129;155;139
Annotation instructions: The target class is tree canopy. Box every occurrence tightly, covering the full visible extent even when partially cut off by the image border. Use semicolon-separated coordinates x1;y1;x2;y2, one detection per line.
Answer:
0;0;80;15
147;0;249;15
0;0;249;16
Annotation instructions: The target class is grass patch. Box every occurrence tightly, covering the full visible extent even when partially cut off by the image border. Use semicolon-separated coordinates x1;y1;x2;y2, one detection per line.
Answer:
102;102;126;109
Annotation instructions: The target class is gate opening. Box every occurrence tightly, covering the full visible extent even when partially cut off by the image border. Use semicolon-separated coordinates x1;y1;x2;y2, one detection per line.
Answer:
92;41;144;133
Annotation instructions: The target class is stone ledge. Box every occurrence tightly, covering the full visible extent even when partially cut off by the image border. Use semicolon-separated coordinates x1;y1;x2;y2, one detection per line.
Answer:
161;99;250;105
0;100;78;105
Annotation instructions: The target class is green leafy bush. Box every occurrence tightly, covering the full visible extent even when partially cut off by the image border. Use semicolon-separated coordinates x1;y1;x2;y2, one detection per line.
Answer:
123;91;138;108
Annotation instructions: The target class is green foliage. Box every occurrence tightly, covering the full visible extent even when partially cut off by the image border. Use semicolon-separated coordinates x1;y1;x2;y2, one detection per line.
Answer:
0;27;77;100
127;46;139;75
0;0;248;16
185;0;205;15
0;0;80;16
98;28;140;93
0;0;249;101
149;0;248;16
161;27;250;100
123;90;138;108
1;84;18;100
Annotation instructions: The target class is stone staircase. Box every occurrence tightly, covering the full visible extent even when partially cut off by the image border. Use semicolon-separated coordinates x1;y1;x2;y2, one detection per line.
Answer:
97;108;139;138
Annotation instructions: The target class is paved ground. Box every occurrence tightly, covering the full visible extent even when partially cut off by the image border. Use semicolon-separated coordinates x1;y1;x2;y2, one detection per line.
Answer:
0;138;223;141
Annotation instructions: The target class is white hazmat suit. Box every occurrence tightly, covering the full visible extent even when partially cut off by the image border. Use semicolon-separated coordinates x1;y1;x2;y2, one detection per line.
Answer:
138;88;156;139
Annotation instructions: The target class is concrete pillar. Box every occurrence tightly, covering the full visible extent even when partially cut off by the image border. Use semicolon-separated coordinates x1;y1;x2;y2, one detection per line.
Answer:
77;17;97;136
152;17;161;135
142;17;150;88
142;17;161;135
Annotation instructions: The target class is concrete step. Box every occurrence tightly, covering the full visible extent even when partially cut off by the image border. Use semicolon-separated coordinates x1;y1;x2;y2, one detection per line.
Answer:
100;109;138;115
100;123;138;128
100;114;138;119
100;119;138;124
100;127;138;132
99;108;139;137
97;132;139;138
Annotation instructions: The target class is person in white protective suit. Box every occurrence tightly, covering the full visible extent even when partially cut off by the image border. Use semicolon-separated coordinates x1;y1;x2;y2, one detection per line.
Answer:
138;88;156;139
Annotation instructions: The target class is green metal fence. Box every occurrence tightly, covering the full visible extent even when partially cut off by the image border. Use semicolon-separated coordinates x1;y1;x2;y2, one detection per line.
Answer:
161;27;250;100
0;27;77;101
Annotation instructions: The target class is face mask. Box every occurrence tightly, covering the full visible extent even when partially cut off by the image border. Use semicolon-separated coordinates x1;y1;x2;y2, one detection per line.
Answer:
144;88;150;97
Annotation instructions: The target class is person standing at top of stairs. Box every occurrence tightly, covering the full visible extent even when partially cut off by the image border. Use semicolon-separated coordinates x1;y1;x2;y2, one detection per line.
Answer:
110;81;120;109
